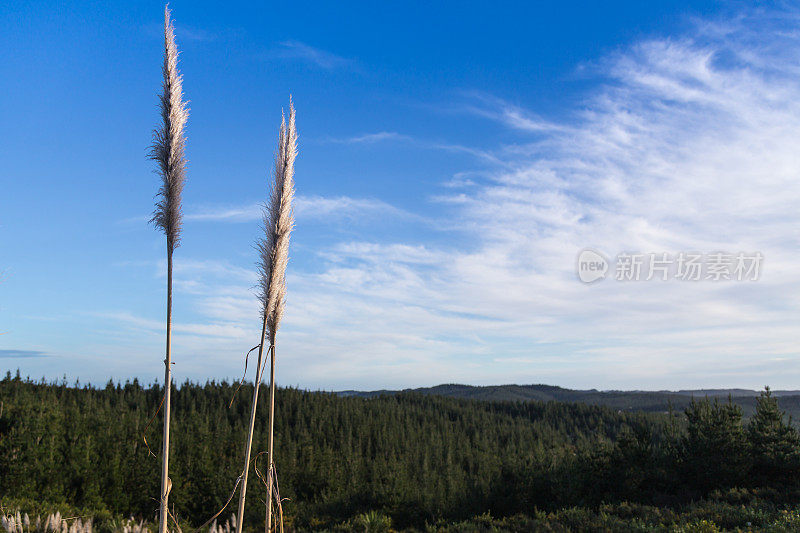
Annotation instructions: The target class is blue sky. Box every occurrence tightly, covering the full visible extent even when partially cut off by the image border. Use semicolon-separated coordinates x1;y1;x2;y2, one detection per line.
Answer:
2;1;800;390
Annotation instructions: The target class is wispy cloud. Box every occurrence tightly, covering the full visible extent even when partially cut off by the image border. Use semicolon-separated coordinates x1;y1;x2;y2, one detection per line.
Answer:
175;25;216;42
295;195;414;220
450;92;567;133
142;22;236;44
0;349;49;358
90;7;800;390
319;131;502;164
323;132;412;144
184;205;261;223
100;311;251;341
324;242;448;265
277;40;353;69
427;142;503;165
184;195;417;224
270;8;800;389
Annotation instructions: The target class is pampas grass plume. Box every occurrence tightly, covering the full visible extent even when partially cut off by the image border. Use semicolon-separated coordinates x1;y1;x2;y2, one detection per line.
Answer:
258;101;296;344
150;5;188;250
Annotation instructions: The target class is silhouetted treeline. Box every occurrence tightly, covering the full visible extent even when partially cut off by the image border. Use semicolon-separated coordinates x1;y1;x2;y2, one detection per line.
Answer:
2;372;799;530
345;383;800;420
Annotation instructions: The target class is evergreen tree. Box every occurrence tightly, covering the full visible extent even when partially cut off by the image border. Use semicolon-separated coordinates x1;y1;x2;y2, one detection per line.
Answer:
4;376;800;530
748;387;800;485
682;397;749;493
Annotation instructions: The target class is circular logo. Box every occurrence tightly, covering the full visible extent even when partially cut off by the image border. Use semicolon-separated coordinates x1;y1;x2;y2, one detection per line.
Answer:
576;249;608;283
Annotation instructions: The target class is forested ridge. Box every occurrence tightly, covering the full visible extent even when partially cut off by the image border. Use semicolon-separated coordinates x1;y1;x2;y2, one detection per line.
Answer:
341;384;800;420
3;372;800;531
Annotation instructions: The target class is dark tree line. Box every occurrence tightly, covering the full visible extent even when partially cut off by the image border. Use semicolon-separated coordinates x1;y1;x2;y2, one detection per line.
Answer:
2;372;799;530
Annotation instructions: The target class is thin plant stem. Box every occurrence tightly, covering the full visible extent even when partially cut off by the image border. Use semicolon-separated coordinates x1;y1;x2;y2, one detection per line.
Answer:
150;6;187;530
235;321;269;533
265;344;277;533
159;246;173;533
241;100;295;533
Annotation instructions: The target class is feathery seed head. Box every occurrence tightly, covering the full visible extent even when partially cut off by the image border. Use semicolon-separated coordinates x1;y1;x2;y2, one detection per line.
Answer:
259;100;297;343
150;5;188;252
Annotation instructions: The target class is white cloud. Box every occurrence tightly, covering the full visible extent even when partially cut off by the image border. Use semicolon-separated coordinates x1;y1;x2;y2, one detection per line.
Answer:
319;131;501;163
452;91;566;133
269;10;800;389
185;205;261;222
184;195;416;224
175;25;216;43
103;8;800;390
294;195;415;220
277;40;352;70
324;132;412;144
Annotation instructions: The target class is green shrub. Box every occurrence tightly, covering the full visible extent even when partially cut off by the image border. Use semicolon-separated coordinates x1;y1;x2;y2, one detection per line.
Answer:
354;510;392;532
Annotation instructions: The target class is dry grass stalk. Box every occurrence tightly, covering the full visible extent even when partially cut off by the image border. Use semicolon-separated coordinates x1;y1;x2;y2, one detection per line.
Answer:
151;5;188;251
235;101;296;533
1;511;93;533
263;101;296;533
0;510;153;533
149;6;188;533
252;452;284;533
208;515;237;533
259;101;296;344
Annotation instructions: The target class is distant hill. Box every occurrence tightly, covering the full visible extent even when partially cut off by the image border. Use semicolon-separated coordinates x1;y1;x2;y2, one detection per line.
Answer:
337;384;800;419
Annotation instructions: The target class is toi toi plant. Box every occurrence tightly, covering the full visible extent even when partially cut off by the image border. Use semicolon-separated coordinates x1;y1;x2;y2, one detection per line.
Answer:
235;102;297;533
148;5;188;533
1;511;93;533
